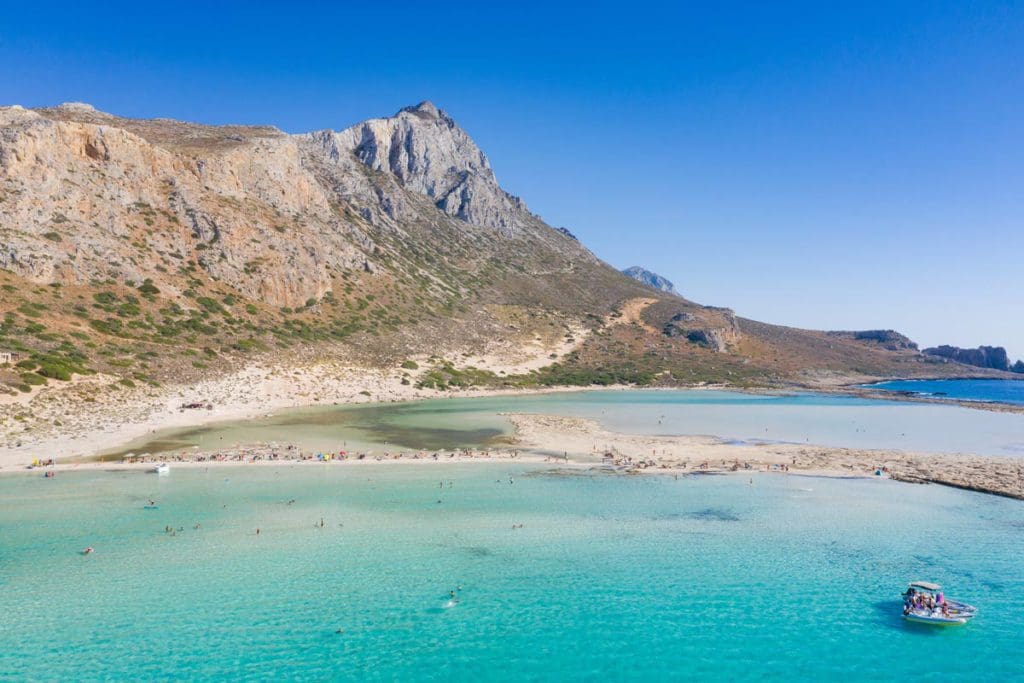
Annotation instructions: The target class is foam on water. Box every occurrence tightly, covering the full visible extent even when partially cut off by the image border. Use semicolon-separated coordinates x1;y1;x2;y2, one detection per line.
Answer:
1;465;1022;680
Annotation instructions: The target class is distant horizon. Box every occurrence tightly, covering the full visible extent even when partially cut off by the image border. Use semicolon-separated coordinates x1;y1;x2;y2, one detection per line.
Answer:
2;1;1021;359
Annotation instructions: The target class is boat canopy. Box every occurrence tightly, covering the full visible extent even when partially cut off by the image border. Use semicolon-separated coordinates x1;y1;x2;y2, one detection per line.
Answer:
909;581;942;591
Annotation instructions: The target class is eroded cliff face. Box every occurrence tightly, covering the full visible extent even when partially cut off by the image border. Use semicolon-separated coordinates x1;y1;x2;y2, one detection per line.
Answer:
923;345;1011;371
0;101;581;308
307;101;530;234
662;306;741;352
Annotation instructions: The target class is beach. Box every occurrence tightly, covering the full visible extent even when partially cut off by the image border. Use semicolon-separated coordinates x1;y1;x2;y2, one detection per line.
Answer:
4;349;1024;503
14;408;1023;503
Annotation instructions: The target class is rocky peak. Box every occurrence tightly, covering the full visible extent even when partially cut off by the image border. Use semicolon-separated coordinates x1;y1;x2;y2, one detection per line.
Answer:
400;100;443;120
622;266;679;296
302;102;530;234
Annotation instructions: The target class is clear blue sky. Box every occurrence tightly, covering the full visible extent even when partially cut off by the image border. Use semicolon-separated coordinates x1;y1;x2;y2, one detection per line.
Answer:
2;1;1022;358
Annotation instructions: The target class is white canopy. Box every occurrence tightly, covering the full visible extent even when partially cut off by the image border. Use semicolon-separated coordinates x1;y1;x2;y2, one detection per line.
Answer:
909;581;942;591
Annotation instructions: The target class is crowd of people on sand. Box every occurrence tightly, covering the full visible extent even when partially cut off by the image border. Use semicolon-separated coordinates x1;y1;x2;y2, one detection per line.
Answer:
119;444;534;465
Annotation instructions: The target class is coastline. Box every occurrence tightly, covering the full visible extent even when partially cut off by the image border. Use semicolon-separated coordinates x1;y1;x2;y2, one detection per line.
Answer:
11;410;1023;503
2;359;1023;502
0;359;645;469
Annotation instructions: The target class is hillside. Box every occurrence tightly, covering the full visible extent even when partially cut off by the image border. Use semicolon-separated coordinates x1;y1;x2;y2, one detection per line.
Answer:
0;100;1007;421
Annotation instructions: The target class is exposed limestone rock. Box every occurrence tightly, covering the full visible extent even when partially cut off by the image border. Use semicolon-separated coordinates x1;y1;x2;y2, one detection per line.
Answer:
923;345;1011;371
827;330;919;351
0;101;591;309
662;309;740;352
302;101;531;235
622;266;679;295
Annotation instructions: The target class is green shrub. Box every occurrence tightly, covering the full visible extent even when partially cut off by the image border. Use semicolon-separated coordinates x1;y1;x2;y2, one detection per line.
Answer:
137;279;160;297
21;373;47;386
400;360;419;370
36;363;72;381
93;291;118;305
196;297;224;314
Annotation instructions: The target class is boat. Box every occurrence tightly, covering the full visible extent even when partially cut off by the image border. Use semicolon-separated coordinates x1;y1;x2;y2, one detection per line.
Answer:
153;463;169;475
902;581;977;625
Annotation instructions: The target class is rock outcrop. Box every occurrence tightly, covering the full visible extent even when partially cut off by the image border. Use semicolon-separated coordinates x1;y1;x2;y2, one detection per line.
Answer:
302;101;531;235
622;266;679;296
662;308;740;352
923;345;1011;371
827;330;918;351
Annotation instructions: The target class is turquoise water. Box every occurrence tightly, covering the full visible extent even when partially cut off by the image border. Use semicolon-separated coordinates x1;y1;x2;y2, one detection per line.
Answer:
1;465;1022;680
105;389;1024;459
867;379;1024;406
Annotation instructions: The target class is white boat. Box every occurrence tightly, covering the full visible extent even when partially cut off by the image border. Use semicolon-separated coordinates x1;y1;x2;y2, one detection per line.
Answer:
153;463;170;475
902;581;976;626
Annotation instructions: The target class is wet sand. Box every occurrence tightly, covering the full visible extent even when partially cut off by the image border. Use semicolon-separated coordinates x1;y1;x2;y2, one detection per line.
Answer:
13;412;1023;503
507;413;1024;501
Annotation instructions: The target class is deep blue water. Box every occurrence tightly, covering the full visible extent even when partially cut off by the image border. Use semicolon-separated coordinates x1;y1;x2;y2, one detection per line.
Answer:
867;379;1024;406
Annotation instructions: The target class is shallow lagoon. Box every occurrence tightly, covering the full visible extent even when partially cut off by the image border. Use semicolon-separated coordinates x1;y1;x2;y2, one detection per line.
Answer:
105;389;1024;458
1;465;1022;680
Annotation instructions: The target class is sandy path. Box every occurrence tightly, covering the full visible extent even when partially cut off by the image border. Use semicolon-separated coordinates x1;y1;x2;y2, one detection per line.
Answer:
614;297;659;333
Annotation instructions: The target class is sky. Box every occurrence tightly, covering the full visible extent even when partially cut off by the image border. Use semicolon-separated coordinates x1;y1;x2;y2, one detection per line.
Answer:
2;1;1022;358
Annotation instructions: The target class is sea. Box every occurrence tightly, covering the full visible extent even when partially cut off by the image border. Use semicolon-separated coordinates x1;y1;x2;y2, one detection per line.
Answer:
1;464;1022;680
866;378;1024;406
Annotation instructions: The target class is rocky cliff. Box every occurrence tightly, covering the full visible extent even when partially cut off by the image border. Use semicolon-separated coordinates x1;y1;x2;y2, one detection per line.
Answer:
0;101;592;309
305;102;531;235
923;345;1011;371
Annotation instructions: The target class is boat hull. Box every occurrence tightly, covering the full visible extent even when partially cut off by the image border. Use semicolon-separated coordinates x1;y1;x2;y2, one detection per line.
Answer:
904;613;970;626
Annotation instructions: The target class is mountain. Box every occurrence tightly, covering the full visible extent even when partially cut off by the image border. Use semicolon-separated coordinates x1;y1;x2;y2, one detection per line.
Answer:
0;101;1002;403
622;266;679;295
